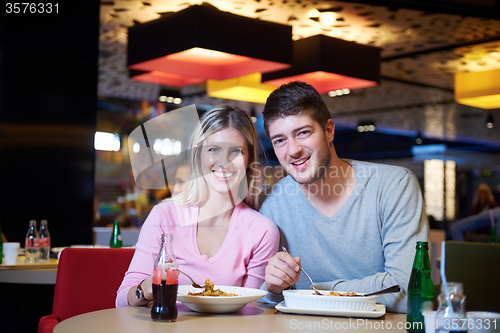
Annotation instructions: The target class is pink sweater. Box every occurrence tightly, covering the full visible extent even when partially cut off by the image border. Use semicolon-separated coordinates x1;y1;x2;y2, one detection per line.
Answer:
116;200;279;307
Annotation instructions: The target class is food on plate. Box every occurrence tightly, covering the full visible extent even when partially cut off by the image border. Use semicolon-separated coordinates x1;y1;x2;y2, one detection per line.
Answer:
326;291;358;296
188;279;238;296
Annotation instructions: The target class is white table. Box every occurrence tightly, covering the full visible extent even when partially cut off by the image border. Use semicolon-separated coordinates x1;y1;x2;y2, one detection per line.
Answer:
0;257;58;284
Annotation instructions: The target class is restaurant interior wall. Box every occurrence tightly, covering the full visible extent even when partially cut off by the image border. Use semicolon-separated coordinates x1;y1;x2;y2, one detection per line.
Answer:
0;2;99;333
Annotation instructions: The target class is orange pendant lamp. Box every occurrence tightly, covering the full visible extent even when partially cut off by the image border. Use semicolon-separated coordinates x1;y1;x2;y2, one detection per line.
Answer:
207;73;278;104
262;34;381;94
455;68;500;109
127;3;293;87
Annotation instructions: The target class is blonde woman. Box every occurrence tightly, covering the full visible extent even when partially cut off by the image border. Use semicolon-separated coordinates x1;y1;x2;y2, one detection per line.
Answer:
117;106;279;307
471;183;498;215
450;183;499;241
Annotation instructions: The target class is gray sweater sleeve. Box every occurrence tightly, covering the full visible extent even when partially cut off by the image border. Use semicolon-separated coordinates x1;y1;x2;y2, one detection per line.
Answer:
315;170;429;313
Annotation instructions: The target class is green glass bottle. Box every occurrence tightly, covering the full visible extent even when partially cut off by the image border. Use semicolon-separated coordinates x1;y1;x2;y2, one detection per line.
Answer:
109;221;123;248
407;241;434;332
489;225;498;244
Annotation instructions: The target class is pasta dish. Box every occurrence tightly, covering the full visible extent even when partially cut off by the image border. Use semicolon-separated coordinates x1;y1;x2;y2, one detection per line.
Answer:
327;291;358;296
188;279;238;296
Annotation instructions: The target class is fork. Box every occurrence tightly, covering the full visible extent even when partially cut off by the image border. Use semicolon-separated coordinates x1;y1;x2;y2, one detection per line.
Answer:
178;269;206;289
282;246;322;295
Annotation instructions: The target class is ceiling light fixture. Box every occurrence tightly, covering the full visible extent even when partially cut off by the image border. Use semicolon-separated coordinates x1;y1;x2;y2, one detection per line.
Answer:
250;107;258;123
357;121;376;132
159;89;182;105
307;9;320;19
486;112;494;129
320;12;336;25
262;34;381;94
317;8;340;25
415;131;423;145
127;3;292;87
328;88;350;97
455;68;500;109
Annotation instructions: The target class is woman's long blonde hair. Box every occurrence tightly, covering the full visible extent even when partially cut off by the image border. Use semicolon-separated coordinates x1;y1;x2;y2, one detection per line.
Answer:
472;183;496;210
173;105;260;210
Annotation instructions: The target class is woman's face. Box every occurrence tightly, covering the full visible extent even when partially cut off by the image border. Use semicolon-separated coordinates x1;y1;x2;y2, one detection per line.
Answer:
199;127;249;195
478;189;489;204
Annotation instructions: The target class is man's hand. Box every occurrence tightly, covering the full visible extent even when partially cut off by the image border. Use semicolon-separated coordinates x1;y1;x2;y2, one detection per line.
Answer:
265;252;301;295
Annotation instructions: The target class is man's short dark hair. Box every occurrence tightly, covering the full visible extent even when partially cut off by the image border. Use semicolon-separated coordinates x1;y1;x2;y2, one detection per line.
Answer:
263;81;332;137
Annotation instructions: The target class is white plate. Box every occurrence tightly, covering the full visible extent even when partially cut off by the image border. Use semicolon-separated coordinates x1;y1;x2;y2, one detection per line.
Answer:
177;285;267;313
275;301;386;318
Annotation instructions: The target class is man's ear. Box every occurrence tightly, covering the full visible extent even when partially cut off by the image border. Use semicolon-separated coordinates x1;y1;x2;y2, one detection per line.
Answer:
325;118;335;142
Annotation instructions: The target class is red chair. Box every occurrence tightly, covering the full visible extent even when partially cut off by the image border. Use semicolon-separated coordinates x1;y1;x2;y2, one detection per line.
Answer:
38;248;134;333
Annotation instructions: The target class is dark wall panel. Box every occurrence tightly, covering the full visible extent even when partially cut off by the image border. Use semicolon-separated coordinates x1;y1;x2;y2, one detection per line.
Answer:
0;1;99;247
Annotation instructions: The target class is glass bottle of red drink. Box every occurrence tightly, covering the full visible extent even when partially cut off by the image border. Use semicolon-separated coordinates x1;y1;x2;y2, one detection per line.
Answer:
25;220;40;263
38;219;51;262
151;233;178;322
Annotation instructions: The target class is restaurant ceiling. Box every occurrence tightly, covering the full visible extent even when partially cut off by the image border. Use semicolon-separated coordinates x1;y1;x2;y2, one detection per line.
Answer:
98;0;500;150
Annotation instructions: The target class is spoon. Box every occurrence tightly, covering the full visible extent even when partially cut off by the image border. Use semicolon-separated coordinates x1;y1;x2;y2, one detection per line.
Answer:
350;285;401;297
178;269;206;289
281;246;322;296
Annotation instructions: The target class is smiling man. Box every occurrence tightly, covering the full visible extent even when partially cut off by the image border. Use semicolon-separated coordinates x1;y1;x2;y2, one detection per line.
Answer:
259;81;429;313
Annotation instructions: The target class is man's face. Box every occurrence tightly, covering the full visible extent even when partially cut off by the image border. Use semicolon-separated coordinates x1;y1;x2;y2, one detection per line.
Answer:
268;114;334;185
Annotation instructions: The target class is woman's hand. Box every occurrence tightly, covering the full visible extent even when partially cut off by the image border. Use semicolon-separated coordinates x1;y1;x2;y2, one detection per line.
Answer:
141;276;153;301
128;275;153;307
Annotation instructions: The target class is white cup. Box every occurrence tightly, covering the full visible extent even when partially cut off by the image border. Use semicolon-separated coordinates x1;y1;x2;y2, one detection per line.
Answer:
467;311;500;333
423;310;437;333
3;242;21;265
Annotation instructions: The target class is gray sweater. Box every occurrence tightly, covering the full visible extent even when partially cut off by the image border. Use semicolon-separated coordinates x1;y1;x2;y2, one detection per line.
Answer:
260;159;429;313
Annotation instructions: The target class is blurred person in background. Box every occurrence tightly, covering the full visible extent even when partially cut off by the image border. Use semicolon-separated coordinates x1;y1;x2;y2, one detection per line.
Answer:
471;183;498;215
171;164;191;197
450;183;499;241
